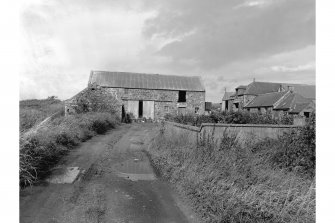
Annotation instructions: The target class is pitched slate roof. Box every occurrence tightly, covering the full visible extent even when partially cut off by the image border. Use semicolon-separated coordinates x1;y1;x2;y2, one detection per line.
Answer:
88;71;205;91
244;82;282;95
281;83;315;99
290;103;313;114
222;91;235;101
244;91;287;108
274;92;312;110
243;81;315;99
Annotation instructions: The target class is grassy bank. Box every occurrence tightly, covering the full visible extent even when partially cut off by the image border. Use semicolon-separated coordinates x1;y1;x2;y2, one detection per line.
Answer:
147;120;315;222
20;112;119;187
20;97;64;132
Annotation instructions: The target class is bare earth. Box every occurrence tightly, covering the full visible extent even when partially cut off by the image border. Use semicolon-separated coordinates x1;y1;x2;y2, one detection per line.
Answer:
20;123;199;223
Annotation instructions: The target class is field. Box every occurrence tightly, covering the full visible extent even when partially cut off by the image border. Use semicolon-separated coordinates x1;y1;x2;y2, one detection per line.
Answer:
20;97;64;133
147;116;315;222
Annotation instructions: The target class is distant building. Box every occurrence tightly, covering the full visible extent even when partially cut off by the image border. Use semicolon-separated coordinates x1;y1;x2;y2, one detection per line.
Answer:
222;80;315;120
66;71;206;120
221;91;235;112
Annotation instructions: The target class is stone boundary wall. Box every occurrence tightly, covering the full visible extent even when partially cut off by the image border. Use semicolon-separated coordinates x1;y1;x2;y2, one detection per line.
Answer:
164;121;300;146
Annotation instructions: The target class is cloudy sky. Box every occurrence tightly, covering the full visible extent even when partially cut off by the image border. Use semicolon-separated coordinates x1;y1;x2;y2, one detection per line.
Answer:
20;0;315;102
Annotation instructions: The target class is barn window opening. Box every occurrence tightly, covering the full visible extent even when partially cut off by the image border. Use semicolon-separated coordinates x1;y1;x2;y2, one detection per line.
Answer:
178;91;186;102
164;106;169;112
195;107;199;114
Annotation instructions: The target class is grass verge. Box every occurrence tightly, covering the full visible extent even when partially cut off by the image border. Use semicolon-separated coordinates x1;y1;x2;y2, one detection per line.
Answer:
147;123;315;222
19;112;119;187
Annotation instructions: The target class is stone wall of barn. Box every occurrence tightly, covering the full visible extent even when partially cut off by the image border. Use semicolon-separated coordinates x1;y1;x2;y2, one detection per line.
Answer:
104;87;205;119
65;86;205;120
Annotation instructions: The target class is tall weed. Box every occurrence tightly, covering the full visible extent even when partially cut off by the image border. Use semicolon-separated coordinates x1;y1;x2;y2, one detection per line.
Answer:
147;119;315;222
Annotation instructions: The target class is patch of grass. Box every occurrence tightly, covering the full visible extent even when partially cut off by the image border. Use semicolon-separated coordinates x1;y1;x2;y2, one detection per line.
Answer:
19;112;119;187
147;121;315;222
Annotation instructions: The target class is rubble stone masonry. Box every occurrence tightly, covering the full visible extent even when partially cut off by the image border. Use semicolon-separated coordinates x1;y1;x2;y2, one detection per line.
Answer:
66;85;205;120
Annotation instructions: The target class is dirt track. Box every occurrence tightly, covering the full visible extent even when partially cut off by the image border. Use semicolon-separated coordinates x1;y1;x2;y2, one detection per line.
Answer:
20;123;199;223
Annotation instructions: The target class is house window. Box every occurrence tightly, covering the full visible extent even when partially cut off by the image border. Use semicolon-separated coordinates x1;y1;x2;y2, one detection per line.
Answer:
178;91;186;102
164;106;169;112
304;112;310;118
195;107;199;114
124;88;129;94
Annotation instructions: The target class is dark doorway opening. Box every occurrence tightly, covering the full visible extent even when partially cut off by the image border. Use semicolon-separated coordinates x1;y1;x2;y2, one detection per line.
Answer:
121;105;125;121
178;91;186;102
139;100;143;118
225;101;229;111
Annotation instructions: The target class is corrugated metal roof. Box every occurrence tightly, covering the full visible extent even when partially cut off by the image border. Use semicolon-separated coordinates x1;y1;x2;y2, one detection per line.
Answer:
88;71;205;91
244;91;287;108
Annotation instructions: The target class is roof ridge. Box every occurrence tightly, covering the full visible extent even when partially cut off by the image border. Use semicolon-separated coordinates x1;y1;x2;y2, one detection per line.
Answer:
91;70;202;78
256;90;287;96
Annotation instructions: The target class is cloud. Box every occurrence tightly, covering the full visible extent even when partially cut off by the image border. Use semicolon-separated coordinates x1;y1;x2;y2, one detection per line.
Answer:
20;0;157;100
143;0;315;69
234;0;278;9
20;0;315;103
269;62;315;72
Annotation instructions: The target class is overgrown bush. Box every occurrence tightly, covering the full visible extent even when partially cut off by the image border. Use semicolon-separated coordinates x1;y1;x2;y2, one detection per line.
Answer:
122;113;133;123
269;113;315;177
147;119;315;222
19;112;119;187
70;87;120;115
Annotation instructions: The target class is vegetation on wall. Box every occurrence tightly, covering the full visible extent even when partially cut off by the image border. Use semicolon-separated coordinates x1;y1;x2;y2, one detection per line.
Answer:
68;87;121;115
164;111;294;126
147;115;315;222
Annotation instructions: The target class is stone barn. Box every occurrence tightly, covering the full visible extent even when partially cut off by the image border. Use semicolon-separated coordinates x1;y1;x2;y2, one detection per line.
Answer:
70;71;206;120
